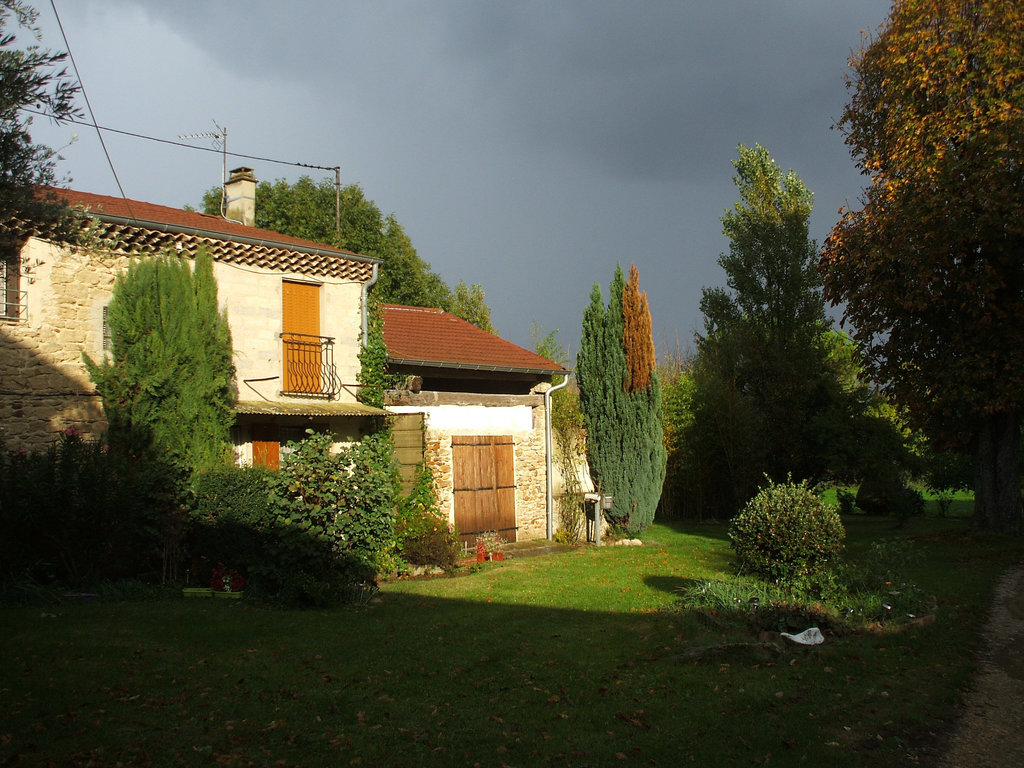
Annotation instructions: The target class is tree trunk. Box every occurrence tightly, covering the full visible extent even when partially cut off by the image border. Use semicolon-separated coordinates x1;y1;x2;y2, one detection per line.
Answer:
973;411;1022;535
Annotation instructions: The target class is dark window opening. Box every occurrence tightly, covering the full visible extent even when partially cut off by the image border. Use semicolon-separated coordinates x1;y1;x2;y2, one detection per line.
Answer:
2;252;21;320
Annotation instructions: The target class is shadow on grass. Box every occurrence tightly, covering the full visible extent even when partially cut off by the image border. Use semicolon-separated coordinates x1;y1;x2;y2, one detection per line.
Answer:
3;513;1017;768
648;517;731;541
642;574;702;597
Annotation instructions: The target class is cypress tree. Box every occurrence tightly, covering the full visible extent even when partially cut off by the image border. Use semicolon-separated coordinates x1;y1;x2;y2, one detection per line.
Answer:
577;264;666;534
85;248;235;477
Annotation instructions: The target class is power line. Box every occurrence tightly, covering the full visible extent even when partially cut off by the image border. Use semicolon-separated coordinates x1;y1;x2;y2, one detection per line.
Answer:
24;108;341;174
48;0;137;222
40;1;344;233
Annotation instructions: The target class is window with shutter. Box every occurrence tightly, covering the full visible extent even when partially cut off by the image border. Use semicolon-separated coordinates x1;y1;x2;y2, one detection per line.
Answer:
282;281;321;393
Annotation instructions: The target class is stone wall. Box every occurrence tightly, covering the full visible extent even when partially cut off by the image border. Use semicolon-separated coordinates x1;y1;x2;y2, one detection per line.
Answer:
1;239;119;450
389;395;552;541
212;261;364;403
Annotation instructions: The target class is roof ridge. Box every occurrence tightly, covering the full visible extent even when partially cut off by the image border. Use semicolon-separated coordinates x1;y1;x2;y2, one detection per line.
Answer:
382;304;443;313
50;187;375;262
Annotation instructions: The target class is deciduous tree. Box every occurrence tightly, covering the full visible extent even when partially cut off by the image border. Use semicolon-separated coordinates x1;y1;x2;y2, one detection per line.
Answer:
674;145;907;518
697;146;832;491
450;280;495;334
821;0;1024;533
200;177;494;328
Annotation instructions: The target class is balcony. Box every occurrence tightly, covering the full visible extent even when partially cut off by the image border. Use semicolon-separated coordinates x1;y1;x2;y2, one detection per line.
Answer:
281;332;341;398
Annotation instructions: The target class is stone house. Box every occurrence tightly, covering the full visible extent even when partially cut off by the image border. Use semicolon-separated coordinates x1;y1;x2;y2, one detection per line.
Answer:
1;172;572;543
381;304;567;543
0;168;385;460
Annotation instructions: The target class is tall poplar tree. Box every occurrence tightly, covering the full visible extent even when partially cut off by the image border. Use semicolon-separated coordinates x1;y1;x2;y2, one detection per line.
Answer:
85;249;235;477
577;264;666;534
698;145;834;485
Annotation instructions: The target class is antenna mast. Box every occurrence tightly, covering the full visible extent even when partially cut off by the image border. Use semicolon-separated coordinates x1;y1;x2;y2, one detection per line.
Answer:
179;121;228;215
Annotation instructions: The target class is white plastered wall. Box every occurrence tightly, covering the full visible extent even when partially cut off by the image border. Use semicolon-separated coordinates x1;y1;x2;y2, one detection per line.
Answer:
212;261;365;404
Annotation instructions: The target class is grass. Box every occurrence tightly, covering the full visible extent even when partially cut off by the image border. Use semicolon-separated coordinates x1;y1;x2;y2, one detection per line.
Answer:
1;513;1021;767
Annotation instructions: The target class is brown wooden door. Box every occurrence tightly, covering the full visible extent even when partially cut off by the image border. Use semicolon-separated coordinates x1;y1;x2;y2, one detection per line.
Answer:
282;281;320;393
252;423;280;469
452;435;516;544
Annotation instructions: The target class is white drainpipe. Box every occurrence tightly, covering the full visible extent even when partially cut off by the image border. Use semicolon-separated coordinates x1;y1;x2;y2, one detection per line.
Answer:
544;371;572;541
360;262;379;348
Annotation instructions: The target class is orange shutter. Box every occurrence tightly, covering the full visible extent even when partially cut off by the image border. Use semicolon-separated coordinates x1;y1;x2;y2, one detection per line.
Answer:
283;281;320;336
282;281;321;392
252;423;280;469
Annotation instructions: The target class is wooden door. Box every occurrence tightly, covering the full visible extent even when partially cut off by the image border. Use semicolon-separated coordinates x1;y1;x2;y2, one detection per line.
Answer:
252;423;280;469
452;435;516;544
282;281;320;393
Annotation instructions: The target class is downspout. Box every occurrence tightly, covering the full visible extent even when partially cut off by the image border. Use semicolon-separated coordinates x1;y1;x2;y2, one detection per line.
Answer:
361;262;379;348
544;371;572;541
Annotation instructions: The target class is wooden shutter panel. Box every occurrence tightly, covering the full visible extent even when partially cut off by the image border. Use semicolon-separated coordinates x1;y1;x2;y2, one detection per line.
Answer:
282;281;321;393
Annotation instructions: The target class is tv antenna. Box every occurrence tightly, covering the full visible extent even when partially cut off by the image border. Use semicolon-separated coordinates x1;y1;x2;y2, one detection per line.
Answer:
180;120;228;216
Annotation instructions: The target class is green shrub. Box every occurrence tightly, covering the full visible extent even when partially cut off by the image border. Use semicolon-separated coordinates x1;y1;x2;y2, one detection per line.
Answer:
393;462;460;572
187;428;398;606
856;476;924;522
728;478;845;584
271;429;398;583
836;488;857;515
0;429;176;587
187;464;277;589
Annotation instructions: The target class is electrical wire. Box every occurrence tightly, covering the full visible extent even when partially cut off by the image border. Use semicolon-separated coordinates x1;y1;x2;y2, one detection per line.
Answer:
48;0;137;222
43;1;339;225
23;109;341;175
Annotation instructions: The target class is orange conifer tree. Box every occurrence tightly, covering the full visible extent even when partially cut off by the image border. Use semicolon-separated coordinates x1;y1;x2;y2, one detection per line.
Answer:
622;263;656;393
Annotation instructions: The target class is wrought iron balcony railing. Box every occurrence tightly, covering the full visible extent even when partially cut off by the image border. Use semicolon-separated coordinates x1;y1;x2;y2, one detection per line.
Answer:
281;332;341;398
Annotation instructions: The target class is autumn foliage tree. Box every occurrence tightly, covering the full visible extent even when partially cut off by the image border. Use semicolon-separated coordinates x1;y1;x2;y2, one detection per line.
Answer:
577;264;666;534
821;0;1024;533
623;264;656;393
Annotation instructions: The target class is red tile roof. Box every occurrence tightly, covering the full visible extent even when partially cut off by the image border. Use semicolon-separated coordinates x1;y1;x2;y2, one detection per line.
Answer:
54;188;372;258
42;188;377;281
381;305;565;374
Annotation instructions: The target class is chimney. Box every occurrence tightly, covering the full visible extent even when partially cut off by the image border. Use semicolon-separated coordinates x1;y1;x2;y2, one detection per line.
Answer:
223;167;256;226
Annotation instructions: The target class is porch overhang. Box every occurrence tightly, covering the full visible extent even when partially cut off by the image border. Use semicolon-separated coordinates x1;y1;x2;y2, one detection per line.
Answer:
235;400;387;417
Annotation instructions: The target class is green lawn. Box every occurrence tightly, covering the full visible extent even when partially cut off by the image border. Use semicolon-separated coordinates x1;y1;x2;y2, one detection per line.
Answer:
1;514;1020;767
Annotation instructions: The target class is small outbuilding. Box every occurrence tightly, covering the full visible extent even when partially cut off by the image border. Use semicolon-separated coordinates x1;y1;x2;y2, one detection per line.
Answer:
381;304;566;544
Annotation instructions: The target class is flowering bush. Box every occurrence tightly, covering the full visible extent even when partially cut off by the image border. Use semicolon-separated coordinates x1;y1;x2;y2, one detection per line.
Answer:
210;562;246;592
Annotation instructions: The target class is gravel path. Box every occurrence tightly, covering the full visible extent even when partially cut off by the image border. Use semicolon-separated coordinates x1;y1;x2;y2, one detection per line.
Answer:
938;561;1024;768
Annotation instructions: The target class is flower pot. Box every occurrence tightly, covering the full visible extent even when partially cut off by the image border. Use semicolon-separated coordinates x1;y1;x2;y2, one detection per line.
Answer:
476;552;487;563
493;552;505;561
214;590;243;599
183;588;213;598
